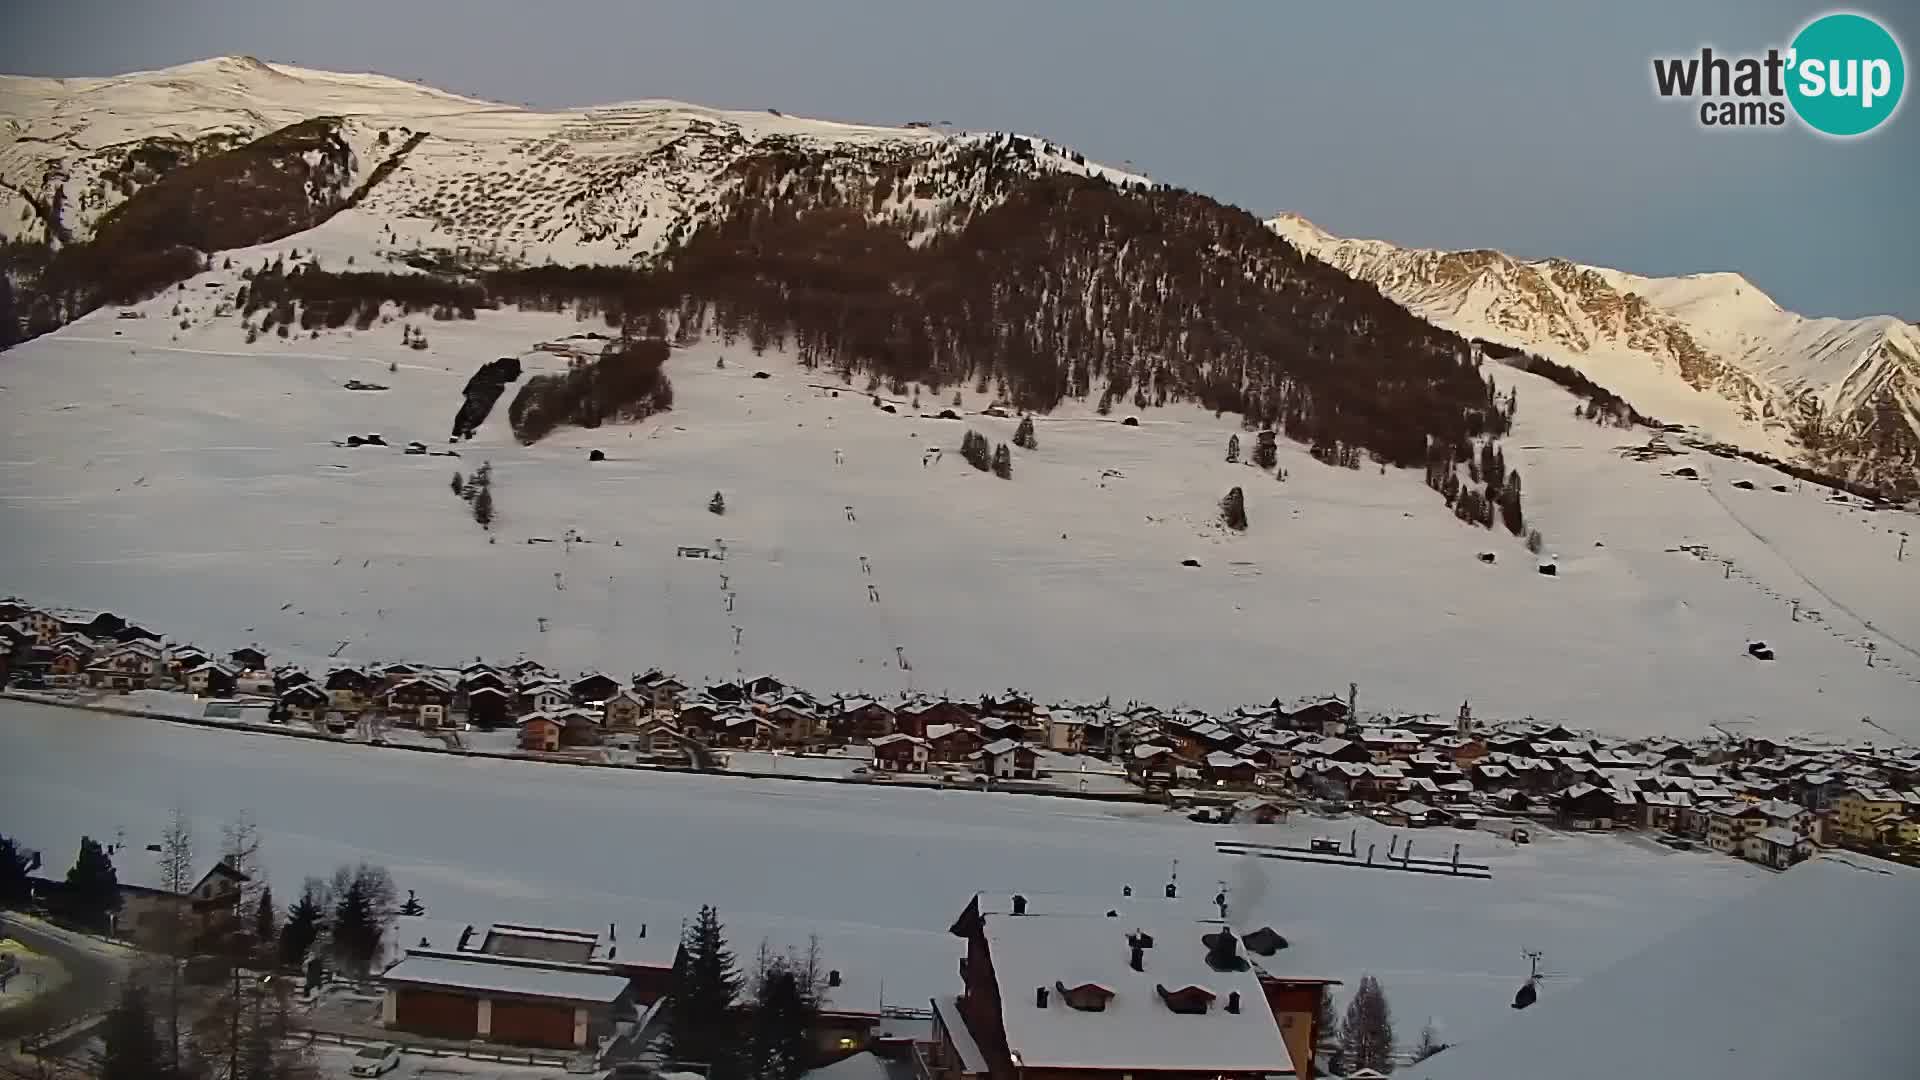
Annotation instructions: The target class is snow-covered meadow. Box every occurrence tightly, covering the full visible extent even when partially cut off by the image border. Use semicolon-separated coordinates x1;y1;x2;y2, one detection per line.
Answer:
0;698;1767;1047
2;255;1916;738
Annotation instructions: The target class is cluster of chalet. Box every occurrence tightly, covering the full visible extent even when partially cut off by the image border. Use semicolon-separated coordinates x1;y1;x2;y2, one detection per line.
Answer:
9;597;1916;869
0;602;273;698
1107;695;1919;869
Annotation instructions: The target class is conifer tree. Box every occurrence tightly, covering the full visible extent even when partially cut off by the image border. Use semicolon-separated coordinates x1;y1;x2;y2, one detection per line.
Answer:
709;491;726;515
1221;486;1248;531
65;835;119;930
667;905;743;1079
1226;434;1240;463
253;885;277;957
279;879;326;969
96;982;168;1080
0;835;31;908
1014;415;1037;450
1253;430;1279;470
992;442;1012;479
1340;974;1396;1073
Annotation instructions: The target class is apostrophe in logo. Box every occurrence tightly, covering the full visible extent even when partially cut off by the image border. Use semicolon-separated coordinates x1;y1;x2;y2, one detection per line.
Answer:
1787;12;1904;136
1651;10;1905;137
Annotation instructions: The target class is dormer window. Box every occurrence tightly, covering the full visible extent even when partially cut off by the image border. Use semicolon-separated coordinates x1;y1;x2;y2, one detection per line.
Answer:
1156;983;1215;1015
1056;980;1115;1012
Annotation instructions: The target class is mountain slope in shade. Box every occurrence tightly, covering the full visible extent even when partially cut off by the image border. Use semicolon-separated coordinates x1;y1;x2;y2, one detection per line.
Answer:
1268;213;1920;497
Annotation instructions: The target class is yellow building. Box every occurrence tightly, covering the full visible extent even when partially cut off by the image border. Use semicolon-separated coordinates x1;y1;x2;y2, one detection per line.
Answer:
1869;813;1920;848
1833;788;1907;843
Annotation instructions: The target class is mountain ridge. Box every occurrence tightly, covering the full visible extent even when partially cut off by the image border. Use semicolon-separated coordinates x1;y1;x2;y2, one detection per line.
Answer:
1267;213;1919;497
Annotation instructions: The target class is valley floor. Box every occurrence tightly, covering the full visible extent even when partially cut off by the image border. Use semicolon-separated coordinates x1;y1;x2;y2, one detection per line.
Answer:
0;697;1766;1050
0;255;1916;740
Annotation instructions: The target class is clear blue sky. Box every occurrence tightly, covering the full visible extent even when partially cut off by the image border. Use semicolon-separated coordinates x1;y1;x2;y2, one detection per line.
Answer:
6;0;1913;319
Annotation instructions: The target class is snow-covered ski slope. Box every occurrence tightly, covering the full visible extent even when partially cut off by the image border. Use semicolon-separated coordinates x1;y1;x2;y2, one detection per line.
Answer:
0;697;1767;1049
3;246;1916;740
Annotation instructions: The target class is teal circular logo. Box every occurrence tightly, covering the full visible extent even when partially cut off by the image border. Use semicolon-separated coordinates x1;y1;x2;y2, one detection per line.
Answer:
1787;13;1905;136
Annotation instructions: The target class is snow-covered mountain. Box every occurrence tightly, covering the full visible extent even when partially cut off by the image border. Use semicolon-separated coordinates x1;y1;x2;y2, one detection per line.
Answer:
1267;213;1920;497
0;55;1145;262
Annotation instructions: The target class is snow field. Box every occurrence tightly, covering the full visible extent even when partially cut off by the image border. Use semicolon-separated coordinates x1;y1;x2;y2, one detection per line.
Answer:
0;698;1765;1048
2;262;1916;738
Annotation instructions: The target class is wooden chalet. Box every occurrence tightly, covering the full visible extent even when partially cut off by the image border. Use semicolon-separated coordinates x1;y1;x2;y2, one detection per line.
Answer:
927;724;984;764
870;733;931;773
229;646;269;672
832;698;897;743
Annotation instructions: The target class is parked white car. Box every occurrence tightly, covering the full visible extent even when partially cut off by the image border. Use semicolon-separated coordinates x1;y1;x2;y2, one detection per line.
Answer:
350;1043;402;1076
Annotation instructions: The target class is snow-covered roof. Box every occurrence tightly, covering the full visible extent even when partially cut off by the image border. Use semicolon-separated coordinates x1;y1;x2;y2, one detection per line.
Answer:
1406;855;1918;1080
981;738;1023;756
1205;750;1250;768
802;1051;891;1080
381;953;631;1003
870;733;926;747
1750;826;1805;847
980;914;1293;1073
932;996;989;1075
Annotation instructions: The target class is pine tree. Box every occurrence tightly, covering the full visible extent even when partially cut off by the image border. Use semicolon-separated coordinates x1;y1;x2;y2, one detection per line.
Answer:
748;960;815;1080
450;471;463;496
709;491;726;515
472;486;494;529
1226;434;1240;463
992;442;1012;479
279;878;326;969
1253;430;1278;470
96;982;168;1080
1500;469;1525;534
329;863;395;977
1525;528;1545;555
667;905;743;1079
65;835;119;930
1339;974;1396;1074
1221;486;1248;531
0;834;31;908
1014;416;1037;450
961;430;992;471
253;885;277;957
400;889;425;917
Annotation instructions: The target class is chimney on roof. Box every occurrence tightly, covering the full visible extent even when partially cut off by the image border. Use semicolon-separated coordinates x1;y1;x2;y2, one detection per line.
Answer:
1012;894;1028;916
1227;991;1241;1014
1165;881;1177;899
609;945;617;959
1123;885;1133;897
1129;944;1144;972
640;923;647;938
1036;986;1049;1008
829;969;842;988
609;922;617;942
